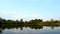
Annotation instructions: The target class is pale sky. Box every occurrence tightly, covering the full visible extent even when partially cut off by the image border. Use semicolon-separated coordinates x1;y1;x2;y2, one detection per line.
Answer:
0;0;60;21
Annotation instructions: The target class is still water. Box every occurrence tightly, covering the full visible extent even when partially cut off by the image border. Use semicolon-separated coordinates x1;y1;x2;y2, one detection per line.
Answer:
0;26;60;34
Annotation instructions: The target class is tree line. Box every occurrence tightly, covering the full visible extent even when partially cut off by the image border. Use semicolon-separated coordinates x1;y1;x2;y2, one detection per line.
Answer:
0;17;60;30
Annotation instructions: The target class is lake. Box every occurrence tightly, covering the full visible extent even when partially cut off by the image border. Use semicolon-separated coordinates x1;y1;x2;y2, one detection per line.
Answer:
0;26;60;34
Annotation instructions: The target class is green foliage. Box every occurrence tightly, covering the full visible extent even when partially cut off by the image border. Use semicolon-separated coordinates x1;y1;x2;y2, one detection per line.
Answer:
0;17;60;30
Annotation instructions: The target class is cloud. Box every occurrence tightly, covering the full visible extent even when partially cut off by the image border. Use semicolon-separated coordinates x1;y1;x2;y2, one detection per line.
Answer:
13;14;43;21
0;10;49;21
0;11;16;14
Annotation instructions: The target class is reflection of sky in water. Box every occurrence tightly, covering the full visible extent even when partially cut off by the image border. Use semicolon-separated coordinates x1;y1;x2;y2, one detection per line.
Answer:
1;27;60;34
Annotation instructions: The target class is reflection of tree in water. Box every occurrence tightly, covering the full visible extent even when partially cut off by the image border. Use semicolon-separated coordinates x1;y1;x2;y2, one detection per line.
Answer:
0;25;60;31
29;26;43;30
19;27;23;30
0;29;2;34
1;25;43;30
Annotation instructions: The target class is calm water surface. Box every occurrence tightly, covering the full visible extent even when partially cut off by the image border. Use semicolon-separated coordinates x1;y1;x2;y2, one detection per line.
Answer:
0;26;60;34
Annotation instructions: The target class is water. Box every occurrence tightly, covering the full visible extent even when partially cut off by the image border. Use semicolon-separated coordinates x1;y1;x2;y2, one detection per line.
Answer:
0;26;60;34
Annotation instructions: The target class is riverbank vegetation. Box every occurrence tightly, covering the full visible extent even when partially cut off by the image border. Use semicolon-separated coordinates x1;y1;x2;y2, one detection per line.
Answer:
0;17;60;30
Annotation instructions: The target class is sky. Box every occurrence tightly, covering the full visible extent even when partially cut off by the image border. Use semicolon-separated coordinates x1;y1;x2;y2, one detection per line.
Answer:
0;0;60;21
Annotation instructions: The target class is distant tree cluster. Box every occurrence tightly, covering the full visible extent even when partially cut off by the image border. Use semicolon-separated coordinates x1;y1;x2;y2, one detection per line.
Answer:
0;17;60;30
